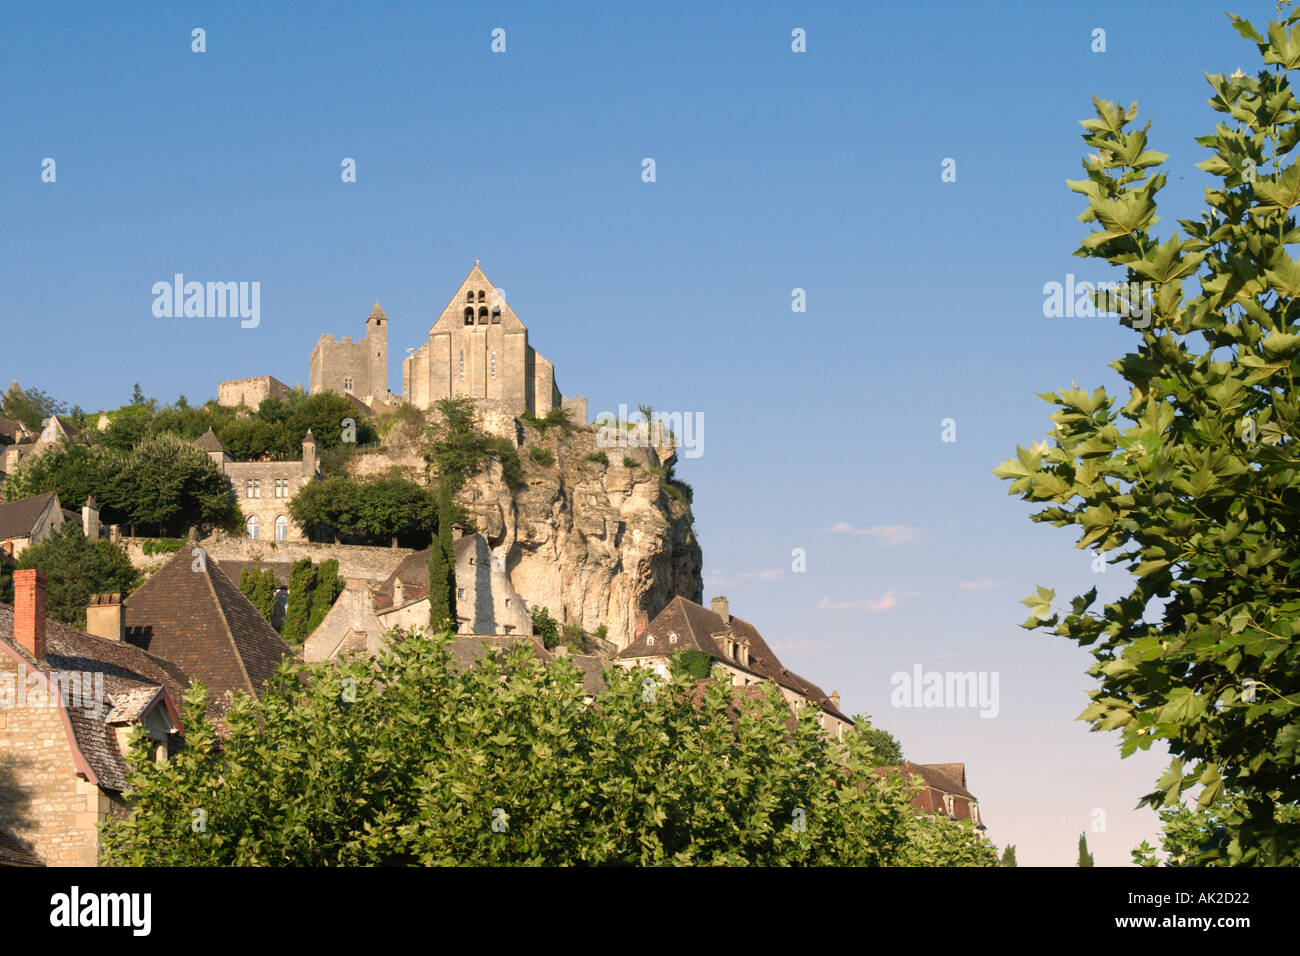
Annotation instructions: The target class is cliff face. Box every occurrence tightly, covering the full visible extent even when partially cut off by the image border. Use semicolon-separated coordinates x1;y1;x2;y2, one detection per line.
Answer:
348;415;703;650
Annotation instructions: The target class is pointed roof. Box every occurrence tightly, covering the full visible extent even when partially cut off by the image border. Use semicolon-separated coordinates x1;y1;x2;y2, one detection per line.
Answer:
193;427;227;454
368;301;386;321
123;545;293;720
429;262;526;336
619;596;853;723
0;491;59;539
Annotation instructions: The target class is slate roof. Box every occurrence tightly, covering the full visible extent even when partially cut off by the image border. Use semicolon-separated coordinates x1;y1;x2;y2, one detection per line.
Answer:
0;829;43;867
124;545;293;720
618;596;853;724
568;654;607;697
877;762;983;826
0;605;188;793
193;427;227;454
374;537;476;610
0;416;25;445
0;492;58;540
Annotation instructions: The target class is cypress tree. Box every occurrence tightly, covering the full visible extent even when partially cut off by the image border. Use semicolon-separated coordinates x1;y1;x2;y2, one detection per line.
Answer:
1000;844;1018;867
281;558;314;643
1077;832;1094;867
427;478;457;633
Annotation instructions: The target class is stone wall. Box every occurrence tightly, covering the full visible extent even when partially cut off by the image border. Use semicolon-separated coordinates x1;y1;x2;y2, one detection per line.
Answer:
217;375;290;411
198;536;414;583
0;653;105;866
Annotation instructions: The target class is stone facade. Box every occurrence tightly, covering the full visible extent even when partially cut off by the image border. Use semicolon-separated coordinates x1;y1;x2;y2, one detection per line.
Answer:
195;429;319;543
402;263;584;421
309;303;391;406
217;375;292;411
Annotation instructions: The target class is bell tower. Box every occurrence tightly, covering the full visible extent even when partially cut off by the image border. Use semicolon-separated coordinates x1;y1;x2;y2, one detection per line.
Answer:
366;302;388;398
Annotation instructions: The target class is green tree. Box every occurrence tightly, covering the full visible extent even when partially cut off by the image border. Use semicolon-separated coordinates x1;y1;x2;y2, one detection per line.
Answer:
100;630;998;866
1077;832;1094;867
670;649;713;680
426;480;456;632
1;383;66;431
281;559;315;644
302;559;344;637
530;605;559;649
1000;844;1018;867
996;11;1300;865
860;724;905;767
111;433;240;535
13;523;139;628
424;398;523;491
357;475;436;547
289;476;363;543
238;567;279;629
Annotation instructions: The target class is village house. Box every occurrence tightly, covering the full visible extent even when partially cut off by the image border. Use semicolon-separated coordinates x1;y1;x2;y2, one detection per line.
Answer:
303;527;532;662
877;762;986;830
0;492;102;561
123;543;294;723
0;414;80;479
0;570;188;867
194;427;319;543
615;595;855;738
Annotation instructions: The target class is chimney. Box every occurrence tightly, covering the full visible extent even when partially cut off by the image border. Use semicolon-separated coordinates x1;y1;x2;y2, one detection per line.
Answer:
831;690;840;711
82;496;100;539
711;596;730;624
451;524;464;541
634;610;649;638
85;593;124;641
13;569;47;660
393;580;406;605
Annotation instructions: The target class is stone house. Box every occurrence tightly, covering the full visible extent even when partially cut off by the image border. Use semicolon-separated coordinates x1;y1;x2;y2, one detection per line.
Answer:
0;414;79;478
216;375;292;411
0;570;187;866
194;427;319;543
0;492;65;559
876;762;986;830
615;596;855;738
309;302;392;408
402;262;587;424
123;544;294;722
303;529;532;662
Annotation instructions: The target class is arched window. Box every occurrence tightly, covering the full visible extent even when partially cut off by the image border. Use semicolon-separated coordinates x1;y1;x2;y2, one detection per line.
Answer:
464;308;474;325
275;515;288;542
477;290;486;302
466;291;474;303
478;307;488;324
246;515;259;540
491;306;501;324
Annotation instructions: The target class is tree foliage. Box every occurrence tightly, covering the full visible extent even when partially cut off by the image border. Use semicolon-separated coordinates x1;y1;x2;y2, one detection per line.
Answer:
1;383;66;431
996;11;1300;865
530;606;559;649
11;523;139;628
238;567;279;629
424;398;523;491
288;474;434;546
100;631;998;866
1077;832;1094;867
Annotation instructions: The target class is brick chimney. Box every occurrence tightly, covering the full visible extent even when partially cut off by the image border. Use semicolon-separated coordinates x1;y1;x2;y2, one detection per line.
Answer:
634;610;649;638
85;593;124;641
711;596;730;624
13;569;47;660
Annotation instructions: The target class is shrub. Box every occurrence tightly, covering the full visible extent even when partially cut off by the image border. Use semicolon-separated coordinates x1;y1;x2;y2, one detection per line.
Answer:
584;451;609;466
528;446;555;467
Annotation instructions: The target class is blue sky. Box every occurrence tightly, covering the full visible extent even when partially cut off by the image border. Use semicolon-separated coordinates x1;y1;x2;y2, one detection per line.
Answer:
1;0;1280;864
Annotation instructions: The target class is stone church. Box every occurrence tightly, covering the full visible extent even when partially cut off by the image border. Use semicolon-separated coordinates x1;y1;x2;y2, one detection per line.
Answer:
306;263;584;423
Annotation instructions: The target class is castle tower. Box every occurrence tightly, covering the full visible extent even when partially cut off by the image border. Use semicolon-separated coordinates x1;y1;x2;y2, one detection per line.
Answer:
302;429;317;473
366;302;388;400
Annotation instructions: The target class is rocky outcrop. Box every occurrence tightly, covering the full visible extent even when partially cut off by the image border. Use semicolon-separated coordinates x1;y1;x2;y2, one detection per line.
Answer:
352;413;702;650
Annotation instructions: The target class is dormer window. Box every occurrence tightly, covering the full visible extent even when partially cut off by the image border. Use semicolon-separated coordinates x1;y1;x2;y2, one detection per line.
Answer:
942;793;955;817
647;634;655;646
668;632;678;644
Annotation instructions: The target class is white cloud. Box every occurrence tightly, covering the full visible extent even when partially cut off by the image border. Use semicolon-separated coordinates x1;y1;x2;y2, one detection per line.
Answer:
829;522;920;545
705;569;785;588
769;639;832;655
817;589;900;612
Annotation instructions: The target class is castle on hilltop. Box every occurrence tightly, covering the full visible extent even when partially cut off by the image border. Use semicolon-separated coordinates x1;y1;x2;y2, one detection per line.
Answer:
302;262;586;423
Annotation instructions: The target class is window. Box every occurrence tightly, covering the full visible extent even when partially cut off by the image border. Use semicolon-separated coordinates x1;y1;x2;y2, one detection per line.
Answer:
246;515;259;540
970;802;980;826
464;308;474;325
491;307;501;324
505;599;510;607
275;516;288;542
343;377;353;392
246;478;260;499
246;478;254;498
456;588;465;600
491;351;496;378
478;307;488;324
942;793;955;817
274;478;288;498
477;290;485;302
646;635;655;646
669;632;677;644
466;291;474;303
